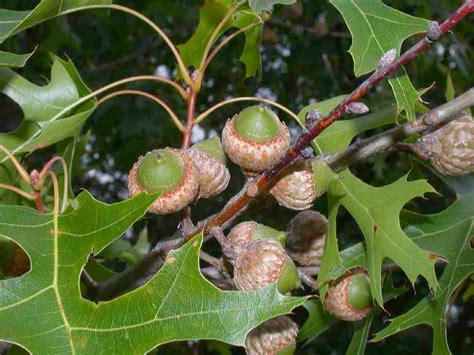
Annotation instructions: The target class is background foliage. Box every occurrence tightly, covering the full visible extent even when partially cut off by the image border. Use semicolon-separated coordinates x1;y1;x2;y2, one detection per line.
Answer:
0;0;473;354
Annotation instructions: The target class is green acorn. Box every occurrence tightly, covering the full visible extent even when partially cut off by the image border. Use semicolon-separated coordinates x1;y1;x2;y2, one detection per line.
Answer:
285;210;327;266
222;106;290;175
227;221;286;258
187;137;230;198
324;269;373;321
411;115;474;176
233;239;301;294
128;148;199;215
245;316;298;355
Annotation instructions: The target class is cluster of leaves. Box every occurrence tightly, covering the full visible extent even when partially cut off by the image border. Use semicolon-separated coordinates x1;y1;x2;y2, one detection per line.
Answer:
0;0;473;354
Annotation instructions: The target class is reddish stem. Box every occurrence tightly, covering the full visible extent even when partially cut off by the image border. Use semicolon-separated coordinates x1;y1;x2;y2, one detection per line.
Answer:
185;0;474;240
34;191;47;214
182;90;197;149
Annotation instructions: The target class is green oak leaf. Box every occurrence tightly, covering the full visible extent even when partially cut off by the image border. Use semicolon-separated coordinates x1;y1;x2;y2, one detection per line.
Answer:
0;192;304;353
345;314;374;355
321;172;437;307
298;101;438;306
330;0;429;119
248;0;296;13
0;50;35;68
297;299;336;344
0;56;96;163
0;0;112;43
372;194;474;354
178;0;263;77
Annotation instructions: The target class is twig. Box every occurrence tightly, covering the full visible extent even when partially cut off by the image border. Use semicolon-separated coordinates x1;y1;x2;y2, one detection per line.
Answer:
324;88;474;171
97;90;184;132
199;251;222;269
298;270;318;290
181;89;197;149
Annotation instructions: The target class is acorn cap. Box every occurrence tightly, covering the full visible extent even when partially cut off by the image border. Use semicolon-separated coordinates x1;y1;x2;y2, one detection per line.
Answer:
413;115;474;176
233;239;301;294
227;221;286;259
188;137;230;198
128;148;199;215
285;210;327;266
245;316;298;355
324;269;373;321
192;136;227;164
222;106;290;175
270;163;316;210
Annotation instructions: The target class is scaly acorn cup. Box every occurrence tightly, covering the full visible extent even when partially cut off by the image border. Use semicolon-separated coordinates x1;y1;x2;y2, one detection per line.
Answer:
128;148;199;215
285;210;327;266
187;136;230;198
233;239;301;294
245;316;298;355
227;221;286;258
222;105;291;176
324;269;373;321
270;160;338;210
411;115;474;176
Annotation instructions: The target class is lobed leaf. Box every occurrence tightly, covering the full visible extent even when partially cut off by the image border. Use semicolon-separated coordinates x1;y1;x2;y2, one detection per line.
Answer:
0;192;305;353
0;56;96;162
372;194;474;354
330;0;429;119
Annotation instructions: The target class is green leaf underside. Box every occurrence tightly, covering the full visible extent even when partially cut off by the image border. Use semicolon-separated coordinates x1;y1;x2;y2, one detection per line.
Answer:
0;50;35;68
0;1;112;44
299;98;438;307
178;0;263;77
0;192;304;354
0;56;96;162
372;194;474;354
330;0;429;119
248;0;296;13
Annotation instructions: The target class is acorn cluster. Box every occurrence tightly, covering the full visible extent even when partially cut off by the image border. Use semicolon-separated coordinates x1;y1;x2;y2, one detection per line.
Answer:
128;105;338;215
127;106;374;355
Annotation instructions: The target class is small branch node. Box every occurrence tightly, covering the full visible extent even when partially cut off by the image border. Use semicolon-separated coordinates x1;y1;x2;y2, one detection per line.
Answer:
427;21;442;42
377;49;397;69
346;102;370;115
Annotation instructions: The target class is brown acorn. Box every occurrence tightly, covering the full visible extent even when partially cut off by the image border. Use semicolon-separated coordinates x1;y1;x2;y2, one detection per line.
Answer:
411;115;474;176
285;210;327;266
324;269;373;321
222;106;290;176
187;137;230;198
270;160;338;211
233;239;301;294
245;316;298;355
128;148;199;215
270;162;315;210
227;221;286;258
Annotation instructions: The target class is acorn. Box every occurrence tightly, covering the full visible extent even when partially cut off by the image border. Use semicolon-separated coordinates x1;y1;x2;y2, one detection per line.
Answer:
285;210;327;266
324;269;373;321
411;115;474;176
270;160;338;210
227;221;286;258
187;137;230;198
233;239;301;294
245;316;298;355
222;106;290;176
128;148;199;215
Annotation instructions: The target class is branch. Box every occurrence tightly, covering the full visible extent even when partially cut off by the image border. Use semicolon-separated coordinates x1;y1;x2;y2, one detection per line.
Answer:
324;88;474;172
187;1;474;239
91;3;474;301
